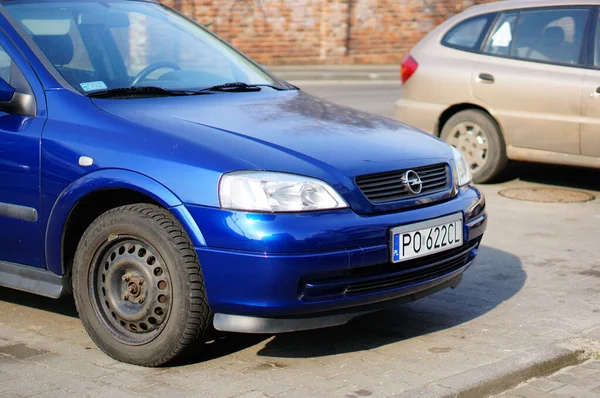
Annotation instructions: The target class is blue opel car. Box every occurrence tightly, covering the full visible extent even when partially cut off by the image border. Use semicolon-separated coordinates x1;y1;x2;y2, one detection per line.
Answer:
0;0;487;366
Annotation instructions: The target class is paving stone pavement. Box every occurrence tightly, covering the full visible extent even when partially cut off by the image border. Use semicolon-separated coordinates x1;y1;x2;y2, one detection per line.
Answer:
1;171;600;397
495;359;600;397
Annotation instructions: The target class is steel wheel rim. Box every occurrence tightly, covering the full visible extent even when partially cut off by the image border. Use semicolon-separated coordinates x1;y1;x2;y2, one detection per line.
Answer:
89;235;173;345
447;122;490;174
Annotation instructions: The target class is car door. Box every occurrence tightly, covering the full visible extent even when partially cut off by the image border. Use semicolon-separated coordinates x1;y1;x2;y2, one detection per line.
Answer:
0;30;45;268
472;7;590;155
581;8;600;157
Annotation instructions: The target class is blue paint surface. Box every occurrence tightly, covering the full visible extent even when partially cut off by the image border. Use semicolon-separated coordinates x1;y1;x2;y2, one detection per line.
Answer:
0;0;487;320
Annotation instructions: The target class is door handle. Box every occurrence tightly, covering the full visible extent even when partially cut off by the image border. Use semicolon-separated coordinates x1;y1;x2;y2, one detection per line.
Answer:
478;73;495;83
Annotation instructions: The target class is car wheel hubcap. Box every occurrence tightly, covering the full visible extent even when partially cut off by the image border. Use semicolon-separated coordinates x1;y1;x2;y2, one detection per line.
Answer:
447;122;489;174
90;236;172;345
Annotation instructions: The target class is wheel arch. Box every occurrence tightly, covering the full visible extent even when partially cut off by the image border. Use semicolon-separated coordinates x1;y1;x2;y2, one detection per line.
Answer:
45;169;207;278
437;103;507;144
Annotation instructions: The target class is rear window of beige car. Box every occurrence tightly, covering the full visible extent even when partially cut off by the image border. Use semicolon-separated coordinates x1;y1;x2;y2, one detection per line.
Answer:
443;7;592;67
442;15;494;50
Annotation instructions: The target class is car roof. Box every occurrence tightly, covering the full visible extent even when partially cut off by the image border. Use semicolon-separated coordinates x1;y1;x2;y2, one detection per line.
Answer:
463;0;597;17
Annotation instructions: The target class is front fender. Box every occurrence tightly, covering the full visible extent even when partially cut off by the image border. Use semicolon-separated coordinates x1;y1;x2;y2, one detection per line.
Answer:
45;169;206;276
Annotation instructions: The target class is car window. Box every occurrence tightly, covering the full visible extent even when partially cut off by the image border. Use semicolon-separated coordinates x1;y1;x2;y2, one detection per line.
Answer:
5;1;282;93
484;12;518;56
0;44;33;98
109;13;235;81
512;8;589;66
595;13;600;67
442;15;492;51
0;47;12;83
19;15;95;85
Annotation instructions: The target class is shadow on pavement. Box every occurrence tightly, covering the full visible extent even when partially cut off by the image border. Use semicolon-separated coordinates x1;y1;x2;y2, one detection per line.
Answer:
500;162;600;192
254;245;524;358
0;288;78;318
183;246;524;362
0;246;525;365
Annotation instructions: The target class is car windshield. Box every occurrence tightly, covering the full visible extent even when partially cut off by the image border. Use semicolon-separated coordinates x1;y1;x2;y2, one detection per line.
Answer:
3;0;286;95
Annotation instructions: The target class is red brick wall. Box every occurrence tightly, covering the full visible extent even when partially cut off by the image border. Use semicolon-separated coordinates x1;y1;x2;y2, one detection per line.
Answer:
160;0;492;65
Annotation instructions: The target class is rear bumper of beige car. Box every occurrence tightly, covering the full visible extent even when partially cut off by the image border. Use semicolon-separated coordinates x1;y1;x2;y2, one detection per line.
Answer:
394;96;446;136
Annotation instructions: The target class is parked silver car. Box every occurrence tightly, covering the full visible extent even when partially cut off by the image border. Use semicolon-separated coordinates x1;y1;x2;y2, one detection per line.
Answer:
395;0;600;183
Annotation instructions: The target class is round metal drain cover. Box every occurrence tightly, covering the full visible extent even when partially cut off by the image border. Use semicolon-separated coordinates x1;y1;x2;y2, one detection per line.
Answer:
499;187;595;203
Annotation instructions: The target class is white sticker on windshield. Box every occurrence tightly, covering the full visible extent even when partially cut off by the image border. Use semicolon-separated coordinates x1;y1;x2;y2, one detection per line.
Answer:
80;81;108;93
491;22;513;48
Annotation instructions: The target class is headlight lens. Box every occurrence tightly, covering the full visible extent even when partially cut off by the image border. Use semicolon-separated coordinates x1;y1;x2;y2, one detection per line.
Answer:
220;171;349;212
452;147;473;186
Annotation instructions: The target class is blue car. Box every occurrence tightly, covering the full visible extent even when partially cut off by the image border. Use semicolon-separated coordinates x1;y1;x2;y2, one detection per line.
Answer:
0;0;487;366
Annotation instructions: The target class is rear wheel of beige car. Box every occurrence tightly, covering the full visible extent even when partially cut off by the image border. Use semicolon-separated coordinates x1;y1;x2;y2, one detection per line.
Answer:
441;109;507;183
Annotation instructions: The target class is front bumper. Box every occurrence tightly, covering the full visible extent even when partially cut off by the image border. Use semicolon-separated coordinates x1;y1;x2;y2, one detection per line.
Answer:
187;185;486;333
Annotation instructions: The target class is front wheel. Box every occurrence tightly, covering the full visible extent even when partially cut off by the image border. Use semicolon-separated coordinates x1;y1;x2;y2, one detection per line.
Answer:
441;109;507;183
72;204;211;366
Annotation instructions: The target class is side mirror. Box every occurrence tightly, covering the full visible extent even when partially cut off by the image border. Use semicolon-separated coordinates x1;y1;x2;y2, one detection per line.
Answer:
0;77;15;103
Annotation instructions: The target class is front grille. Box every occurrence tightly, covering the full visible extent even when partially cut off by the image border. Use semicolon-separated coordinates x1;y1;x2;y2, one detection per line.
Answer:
302;240;479;301
355;163;451;203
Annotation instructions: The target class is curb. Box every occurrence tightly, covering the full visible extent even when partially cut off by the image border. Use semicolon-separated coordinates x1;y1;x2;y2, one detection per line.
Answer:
396;343;588;398
268;66;400;82
273;72;400;81
291;80;402;85
585;326;600;342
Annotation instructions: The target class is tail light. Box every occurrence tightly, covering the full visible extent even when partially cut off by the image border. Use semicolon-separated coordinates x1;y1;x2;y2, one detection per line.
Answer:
401;55;418;84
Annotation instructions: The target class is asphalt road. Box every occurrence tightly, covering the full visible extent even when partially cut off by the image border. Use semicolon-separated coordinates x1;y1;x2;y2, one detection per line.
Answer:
0;82;600;398
299;81;400;119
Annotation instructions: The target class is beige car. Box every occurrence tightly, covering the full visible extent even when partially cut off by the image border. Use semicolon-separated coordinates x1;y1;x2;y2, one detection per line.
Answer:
395;0;600;183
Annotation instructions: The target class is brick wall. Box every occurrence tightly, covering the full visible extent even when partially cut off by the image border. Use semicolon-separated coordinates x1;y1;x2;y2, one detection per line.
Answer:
160;0;492;65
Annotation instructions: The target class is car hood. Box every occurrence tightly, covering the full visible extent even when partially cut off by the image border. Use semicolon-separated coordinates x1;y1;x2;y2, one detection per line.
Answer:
92;90;453;178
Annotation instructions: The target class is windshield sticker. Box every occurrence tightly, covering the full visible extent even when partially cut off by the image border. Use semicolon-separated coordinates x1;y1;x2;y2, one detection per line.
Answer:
81;81;108;93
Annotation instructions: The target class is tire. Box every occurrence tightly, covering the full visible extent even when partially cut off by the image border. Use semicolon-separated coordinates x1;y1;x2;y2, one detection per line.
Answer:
441;109;507;183
72;204;211;367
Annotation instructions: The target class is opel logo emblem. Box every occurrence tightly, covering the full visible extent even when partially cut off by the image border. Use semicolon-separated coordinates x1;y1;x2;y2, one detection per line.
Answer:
402;170;423;195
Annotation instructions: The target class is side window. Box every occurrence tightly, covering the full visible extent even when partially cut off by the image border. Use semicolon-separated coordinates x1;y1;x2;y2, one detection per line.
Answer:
512;8;589;65
0;44;32;97
596;13;600;67
0;47;12;83
0;40;36;116
442;15;493;51
484;12;518;56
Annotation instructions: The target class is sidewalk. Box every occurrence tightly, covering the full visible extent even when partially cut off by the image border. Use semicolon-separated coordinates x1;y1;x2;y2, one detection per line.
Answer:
268;64;400;82
494;329;600;397
495;359;600;397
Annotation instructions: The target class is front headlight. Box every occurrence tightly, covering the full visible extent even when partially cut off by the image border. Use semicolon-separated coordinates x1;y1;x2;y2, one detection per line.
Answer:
219;171;349;212
452;147;473;186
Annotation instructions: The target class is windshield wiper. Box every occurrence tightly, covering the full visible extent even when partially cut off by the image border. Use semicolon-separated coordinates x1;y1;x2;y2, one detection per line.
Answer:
87;83;294;98
86;86;212;99
196;82;293;93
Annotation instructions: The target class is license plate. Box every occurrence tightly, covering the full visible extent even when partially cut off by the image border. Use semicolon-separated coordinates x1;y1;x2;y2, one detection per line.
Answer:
391;213;463;263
